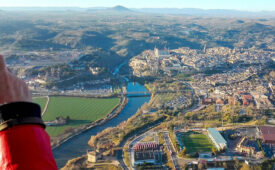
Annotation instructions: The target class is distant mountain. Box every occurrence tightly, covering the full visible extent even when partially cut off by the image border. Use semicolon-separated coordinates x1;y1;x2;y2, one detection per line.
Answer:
111;5;131;12
87;6;133;13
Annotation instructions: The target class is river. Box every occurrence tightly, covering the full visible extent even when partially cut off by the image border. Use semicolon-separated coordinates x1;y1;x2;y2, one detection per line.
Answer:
53;82;150;168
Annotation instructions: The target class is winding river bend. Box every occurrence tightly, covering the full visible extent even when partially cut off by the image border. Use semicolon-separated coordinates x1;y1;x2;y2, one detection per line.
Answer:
53;83;150;168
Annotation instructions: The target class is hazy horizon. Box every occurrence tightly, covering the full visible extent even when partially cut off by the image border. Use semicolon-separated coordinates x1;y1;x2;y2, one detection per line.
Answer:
0;0;274;11
0;6;275;12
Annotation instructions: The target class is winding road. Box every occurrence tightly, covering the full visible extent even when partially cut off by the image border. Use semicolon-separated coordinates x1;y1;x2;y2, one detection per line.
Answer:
119;82;201;169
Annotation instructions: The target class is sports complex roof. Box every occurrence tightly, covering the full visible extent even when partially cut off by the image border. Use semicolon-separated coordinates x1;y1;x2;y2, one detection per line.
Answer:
208;128;227;144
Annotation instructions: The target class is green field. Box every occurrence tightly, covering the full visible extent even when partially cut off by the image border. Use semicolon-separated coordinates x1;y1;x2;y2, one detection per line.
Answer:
34;96;120;137
33;97;47;111
180;132;213;154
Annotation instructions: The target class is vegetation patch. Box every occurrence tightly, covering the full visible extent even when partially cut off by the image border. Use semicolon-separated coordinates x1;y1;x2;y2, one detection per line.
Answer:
175;73;194;81
141;133;155;142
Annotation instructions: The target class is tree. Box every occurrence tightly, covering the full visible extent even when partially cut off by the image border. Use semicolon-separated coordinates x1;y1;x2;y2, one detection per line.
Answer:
233;157;242;169
212;147;217;155
179;148;187;157
181;163;187;170
240;163;250;170
66;116;71;122
182;147;187;154
198;163;204;169
223;162;228;169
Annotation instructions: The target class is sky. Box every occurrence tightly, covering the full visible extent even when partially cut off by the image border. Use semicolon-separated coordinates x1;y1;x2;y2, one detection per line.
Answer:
0;0;274;11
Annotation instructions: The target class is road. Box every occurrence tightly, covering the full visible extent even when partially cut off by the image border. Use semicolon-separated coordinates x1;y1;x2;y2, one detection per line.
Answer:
117;124;161;170
119;82;201;169
163;132;181;170
117;150;127;170
127;132;156;168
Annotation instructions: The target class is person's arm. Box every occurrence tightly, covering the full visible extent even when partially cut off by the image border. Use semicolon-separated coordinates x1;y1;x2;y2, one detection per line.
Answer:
0;55;57;170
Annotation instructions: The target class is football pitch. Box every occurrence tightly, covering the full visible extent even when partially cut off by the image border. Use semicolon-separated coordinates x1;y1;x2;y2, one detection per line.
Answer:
180;131;213;154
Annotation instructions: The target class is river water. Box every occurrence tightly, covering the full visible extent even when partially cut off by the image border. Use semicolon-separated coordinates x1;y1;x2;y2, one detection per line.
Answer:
53;82;150;168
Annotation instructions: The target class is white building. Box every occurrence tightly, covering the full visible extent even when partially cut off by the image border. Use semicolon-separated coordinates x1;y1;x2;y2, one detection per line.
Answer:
207;128;227;151
154;48;170;58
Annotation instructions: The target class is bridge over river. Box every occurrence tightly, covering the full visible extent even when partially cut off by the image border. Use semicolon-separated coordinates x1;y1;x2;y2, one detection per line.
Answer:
119;89;192;97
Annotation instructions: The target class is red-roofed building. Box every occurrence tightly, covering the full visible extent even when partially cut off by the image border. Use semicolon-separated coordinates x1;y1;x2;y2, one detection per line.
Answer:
242;95;253;100
134;142;159;151
259;126;275;145
216;98;225;105
241;94;254;106
202;98;215;105
132;142;163;166
228;96;237;105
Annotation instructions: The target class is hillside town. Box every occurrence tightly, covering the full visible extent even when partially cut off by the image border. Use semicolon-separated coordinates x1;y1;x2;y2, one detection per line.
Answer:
130;47;275;77
130;47;275;110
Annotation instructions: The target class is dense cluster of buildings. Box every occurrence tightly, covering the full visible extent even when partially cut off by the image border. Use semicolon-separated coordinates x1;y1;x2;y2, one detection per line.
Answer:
176;47;273;70
130;47;275;77
130;48;193;77
130;47;274;109
165;95;190;109
236;137;264;159
131;142;163;167
201;92;273;109
192;70;274;109
226;126;275;158
204;67;257;86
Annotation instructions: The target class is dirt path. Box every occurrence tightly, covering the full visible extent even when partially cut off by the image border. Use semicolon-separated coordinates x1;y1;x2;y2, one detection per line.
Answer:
41;96;50;116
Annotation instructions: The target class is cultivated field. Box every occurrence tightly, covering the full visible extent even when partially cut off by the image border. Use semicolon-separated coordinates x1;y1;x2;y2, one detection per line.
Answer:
180;131;213;154
33;97;48;111
34;96;120;137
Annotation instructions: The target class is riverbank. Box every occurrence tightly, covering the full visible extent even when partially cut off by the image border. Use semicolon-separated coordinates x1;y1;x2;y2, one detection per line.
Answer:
51;96;128;149
53;83;150;168
61;154;122;170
